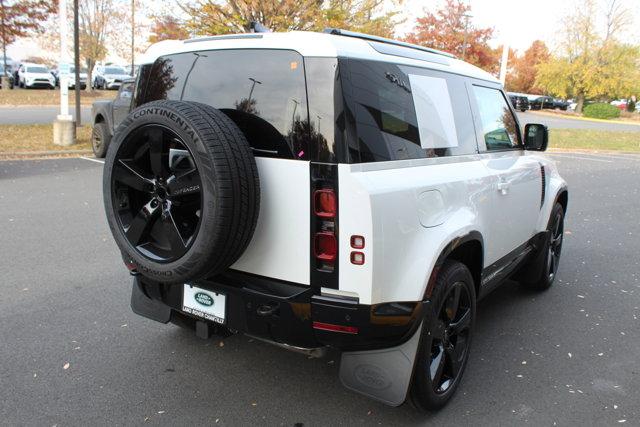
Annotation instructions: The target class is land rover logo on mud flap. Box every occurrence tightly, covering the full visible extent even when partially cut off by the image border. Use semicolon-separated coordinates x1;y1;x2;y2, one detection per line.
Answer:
354;364;391;390
194;292;214;307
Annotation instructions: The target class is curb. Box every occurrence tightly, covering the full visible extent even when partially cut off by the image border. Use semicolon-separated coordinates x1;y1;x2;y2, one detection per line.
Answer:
547;148;640;155
0;104;94;109
529;111;640;127
0;149;93;160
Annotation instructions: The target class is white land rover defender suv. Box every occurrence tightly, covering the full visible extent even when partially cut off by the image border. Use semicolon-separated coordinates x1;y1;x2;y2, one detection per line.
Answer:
102;29;568;410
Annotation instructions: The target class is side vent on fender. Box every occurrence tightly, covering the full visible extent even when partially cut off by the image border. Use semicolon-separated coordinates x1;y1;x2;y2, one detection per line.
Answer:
540;163;546;209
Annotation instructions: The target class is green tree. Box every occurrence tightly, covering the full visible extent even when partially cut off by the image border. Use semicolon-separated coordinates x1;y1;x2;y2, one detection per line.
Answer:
535;0;639;112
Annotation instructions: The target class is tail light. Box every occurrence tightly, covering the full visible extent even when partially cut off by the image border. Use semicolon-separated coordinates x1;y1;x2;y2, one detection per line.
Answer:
315;232;337;261
312;187;337;271
314;189;337;218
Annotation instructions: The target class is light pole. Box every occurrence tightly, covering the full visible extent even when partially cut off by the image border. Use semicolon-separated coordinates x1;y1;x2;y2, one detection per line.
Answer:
248;77;261;101
53;0;76;146
74;0;80;126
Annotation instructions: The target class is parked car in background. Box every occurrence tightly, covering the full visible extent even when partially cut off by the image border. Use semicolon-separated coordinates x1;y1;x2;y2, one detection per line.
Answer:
92;65;131;90
552;99;570;111
17;63;55;89
0;64;15;89
124;64;139;77
52;66;89;89
507;92;530;112
527;95;554;110
610;99;628;111
90;78;134;157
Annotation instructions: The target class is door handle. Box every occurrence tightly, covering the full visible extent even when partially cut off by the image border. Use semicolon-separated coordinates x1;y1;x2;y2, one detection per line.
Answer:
497;181;510;195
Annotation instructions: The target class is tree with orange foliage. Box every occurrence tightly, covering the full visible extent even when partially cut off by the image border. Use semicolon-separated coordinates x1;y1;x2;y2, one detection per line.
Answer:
403;0;498;73
0;0;56;78
505;40;550;94
148;15;190;43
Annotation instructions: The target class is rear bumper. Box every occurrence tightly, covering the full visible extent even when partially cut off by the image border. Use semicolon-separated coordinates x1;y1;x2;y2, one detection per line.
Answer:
132;271;427;351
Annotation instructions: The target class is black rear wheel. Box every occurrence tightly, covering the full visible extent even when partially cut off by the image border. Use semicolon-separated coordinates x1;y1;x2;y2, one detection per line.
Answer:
410;260;476;411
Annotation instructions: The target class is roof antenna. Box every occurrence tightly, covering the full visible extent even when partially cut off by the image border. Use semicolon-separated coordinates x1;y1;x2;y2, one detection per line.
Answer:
249;21;271;33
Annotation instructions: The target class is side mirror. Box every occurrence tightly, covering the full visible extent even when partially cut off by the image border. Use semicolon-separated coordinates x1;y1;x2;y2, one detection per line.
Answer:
524;123;548;151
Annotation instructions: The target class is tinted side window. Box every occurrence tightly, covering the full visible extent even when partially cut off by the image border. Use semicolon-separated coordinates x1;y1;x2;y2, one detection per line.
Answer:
472;86;520;150
341;58;477;163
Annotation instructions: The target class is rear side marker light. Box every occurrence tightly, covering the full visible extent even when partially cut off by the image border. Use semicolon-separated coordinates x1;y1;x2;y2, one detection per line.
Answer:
313;189;337;218
350;251;365;265
314;232;337;262
350;235;365;249
313;321;358;334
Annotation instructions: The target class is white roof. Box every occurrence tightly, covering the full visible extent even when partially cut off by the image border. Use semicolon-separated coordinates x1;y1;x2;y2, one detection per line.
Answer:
140;31;499;84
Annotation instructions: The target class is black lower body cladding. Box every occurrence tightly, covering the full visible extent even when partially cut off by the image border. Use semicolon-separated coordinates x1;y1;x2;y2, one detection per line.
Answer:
103;100;260;284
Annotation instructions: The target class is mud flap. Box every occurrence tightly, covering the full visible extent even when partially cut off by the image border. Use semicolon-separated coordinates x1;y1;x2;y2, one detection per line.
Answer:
339;322;422;406
130;277;172;323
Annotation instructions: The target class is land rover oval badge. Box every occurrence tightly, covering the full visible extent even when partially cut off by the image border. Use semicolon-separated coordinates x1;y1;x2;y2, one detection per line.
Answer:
194;292;214;307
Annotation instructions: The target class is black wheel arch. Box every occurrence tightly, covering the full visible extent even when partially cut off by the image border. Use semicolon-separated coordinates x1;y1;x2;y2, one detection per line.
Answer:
555;187;569;214
425;231;484;300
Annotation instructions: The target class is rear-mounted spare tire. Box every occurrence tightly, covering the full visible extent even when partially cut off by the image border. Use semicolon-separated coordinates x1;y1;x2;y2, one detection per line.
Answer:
103;100;260;284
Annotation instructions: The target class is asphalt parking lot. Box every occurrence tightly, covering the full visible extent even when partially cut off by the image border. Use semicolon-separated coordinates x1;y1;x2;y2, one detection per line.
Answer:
1;152;639;425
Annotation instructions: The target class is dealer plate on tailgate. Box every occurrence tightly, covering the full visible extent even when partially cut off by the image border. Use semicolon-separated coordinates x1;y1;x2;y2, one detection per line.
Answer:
182;284;226;324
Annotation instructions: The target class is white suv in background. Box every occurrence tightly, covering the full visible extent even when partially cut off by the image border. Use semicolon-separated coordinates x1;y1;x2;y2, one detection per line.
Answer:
92;65;131;90
101;29;568;411
17;63;55;89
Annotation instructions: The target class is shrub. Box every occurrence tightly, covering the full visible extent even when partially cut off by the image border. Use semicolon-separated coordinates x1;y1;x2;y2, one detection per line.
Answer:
583;103;621;119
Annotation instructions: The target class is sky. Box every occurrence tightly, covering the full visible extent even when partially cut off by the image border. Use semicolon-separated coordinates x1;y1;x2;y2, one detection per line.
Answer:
5;0;640;63
394;0;640;53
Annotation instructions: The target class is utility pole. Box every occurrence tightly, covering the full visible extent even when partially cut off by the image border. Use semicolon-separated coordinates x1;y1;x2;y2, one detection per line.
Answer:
461;13;472;61
53;0;76;146
74;0;81;126
130;0;135;75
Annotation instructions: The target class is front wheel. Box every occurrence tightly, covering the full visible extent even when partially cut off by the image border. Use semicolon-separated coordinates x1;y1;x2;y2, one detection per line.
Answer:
523;203;565;290
410;260;476;411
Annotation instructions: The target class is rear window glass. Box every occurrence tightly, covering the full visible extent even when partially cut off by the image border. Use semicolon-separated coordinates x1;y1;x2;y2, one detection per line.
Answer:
139;49;308;160
340;58;477;163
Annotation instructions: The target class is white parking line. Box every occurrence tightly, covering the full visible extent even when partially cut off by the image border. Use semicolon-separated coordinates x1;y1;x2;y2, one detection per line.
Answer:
79;156;105;164
548;153;614;163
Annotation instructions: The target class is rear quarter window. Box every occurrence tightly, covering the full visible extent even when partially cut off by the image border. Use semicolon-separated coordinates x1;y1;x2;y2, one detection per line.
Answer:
340;58;478;163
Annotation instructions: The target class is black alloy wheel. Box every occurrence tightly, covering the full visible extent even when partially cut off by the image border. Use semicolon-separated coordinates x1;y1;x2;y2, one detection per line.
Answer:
410;260;476;411
428;281;472;394
547;206;564;282
522;202;565;290
111;124;202;263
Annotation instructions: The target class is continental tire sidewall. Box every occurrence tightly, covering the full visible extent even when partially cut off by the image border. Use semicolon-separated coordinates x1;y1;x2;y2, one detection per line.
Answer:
104;101;247;284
